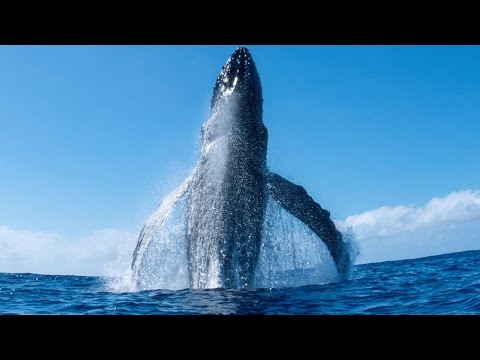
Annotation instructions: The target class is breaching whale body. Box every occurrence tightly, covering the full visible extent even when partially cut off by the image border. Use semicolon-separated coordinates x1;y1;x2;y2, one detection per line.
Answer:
131;47;352;289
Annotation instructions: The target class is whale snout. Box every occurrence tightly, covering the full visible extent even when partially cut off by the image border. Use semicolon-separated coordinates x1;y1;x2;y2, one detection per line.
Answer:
212;47;262;108
225;47;256;81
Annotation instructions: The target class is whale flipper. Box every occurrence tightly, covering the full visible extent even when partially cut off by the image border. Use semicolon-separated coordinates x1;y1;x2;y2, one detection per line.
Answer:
267;172;350;275
131;177;192;286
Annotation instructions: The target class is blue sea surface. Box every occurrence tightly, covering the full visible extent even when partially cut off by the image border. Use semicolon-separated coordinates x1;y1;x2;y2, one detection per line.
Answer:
1;250;479;315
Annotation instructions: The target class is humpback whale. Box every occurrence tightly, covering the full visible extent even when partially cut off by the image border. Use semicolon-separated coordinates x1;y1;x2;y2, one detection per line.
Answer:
132;47;351;289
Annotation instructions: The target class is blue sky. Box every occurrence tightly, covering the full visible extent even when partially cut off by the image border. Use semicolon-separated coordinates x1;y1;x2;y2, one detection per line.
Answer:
1;45;479;275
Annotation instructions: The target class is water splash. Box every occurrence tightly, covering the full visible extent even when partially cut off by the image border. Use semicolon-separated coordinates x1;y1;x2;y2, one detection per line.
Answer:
104;178;191;293
135;197;189;290
105;196;357;292
103;239;137;293
130;177;191;288
255;197;341;288
334;224;360;276
184;101;235;289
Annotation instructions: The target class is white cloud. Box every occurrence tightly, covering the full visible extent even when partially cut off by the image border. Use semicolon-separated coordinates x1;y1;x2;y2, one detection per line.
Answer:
0;226;137;276
337;190;480;264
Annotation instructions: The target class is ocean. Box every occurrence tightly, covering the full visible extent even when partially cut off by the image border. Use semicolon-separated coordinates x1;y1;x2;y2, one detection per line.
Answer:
1;250;479;315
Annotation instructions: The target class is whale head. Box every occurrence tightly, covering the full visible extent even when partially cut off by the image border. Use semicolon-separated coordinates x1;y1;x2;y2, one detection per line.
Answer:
211;47;263;114
201;47;267;164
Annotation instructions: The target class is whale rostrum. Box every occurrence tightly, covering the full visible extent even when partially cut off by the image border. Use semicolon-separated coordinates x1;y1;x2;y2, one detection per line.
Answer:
131;47;351;289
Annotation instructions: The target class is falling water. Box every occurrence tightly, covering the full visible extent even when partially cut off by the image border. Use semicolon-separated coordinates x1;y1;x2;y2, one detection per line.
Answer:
130;179;191;291
256;197;341;288
121;192;355;291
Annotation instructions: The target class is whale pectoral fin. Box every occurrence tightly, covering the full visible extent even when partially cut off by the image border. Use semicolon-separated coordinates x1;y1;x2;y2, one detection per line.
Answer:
131;177;192;274
267;172;350;274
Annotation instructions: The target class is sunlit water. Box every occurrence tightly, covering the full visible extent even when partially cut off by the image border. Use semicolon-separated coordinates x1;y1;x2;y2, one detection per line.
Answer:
1;250;479;314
